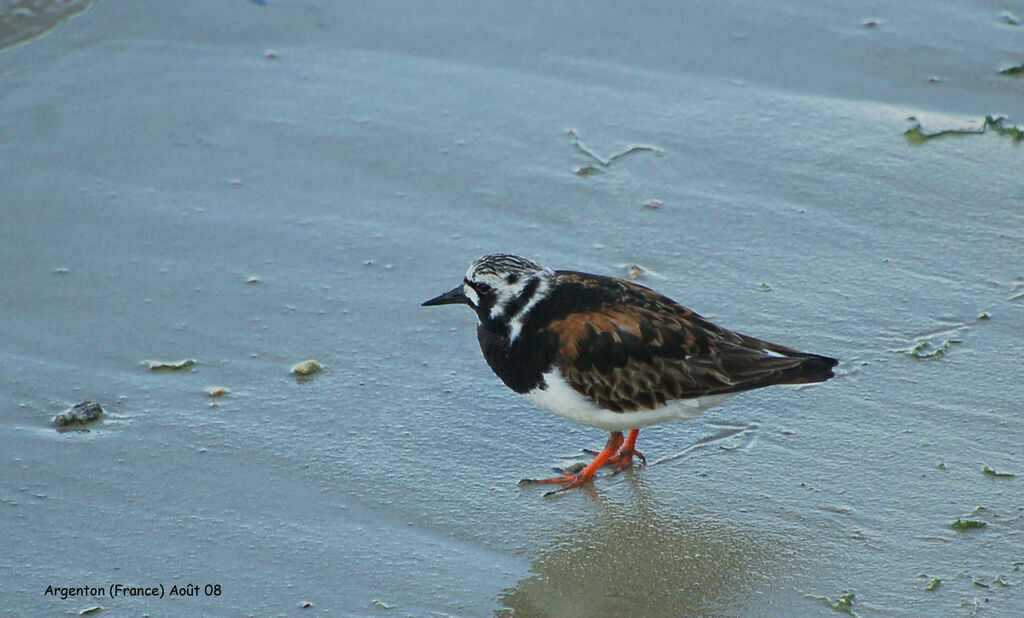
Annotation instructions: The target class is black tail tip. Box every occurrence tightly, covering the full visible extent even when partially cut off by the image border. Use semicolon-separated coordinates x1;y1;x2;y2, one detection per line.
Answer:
805;354;839;381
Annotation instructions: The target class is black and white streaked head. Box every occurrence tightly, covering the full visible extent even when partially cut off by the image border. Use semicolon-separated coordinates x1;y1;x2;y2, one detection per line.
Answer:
421;254;554;341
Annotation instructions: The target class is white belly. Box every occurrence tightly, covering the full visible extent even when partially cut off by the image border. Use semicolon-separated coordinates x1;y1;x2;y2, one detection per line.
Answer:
522;369;735;432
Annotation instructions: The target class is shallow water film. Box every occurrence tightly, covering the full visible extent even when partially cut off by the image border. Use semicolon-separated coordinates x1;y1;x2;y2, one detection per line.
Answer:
2;1;1022;615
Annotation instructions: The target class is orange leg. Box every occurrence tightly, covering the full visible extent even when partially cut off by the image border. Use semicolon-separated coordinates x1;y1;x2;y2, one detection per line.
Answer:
611;428;645;474
583;428;645;474
519;432;624;496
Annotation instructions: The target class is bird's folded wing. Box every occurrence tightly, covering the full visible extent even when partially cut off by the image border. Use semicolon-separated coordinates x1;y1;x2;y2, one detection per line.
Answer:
544;303;821;412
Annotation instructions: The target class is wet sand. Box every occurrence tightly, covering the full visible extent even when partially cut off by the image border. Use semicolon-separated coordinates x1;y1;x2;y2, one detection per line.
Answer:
2;1;1022;615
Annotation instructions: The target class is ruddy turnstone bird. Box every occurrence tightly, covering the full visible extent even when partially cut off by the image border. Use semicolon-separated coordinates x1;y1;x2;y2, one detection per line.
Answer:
423;254;837;495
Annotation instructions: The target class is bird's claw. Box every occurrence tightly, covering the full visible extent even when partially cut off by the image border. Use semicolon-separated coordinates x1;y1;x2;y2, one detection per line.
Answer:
581;447;645;474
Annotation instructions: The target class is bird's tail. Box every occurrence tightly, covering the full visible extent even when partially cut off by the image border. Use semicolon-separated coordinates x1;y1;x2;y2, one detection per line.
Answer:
785;353;838;384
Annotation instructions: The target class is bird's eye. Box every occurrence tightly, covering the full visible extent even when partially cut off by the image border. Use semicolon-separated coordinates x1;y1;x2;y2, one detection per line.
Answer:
505;273;519;284
466;279;491;293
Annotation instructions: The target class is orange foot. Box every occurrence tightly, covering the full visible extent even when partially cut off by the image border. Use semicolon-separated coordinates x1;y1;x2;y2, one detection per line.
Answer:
584;428;645;474
519;430;642;496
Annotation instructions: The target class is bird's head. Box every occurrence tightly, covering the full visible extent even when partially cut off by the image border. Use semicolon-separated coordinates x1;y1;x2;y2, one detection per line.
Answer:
422;254;554;339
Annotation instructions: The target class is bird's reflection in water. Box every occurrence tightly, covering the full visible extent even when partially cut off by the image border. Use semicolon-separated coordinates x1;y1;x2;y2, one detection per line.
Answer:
497;480;790;617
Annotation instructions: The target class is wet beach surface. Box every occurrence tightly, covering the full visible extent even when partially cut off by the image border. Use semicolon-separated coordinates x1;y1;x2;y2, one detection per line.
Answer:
1;1;1022;615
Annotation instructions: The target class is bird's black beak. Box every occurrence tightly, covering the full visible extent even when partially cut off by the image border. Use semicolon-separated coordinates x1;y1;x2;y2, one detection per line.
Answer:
422;285;470;307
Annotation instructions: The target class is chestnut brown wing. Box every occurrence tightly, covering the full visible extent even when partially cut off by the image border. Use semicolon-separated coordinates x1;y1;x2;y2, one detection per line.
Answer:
540;274;836;412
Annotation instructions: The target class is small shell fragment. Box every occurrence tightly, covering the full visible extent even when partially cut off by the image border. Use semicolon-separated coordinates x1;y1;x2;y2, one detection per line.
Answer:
205;386;229;397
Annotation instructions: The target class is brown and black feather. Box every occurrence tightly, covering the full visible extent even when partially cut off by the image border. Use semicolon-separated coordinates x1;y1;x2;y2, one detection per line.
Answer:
497;271;837;414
